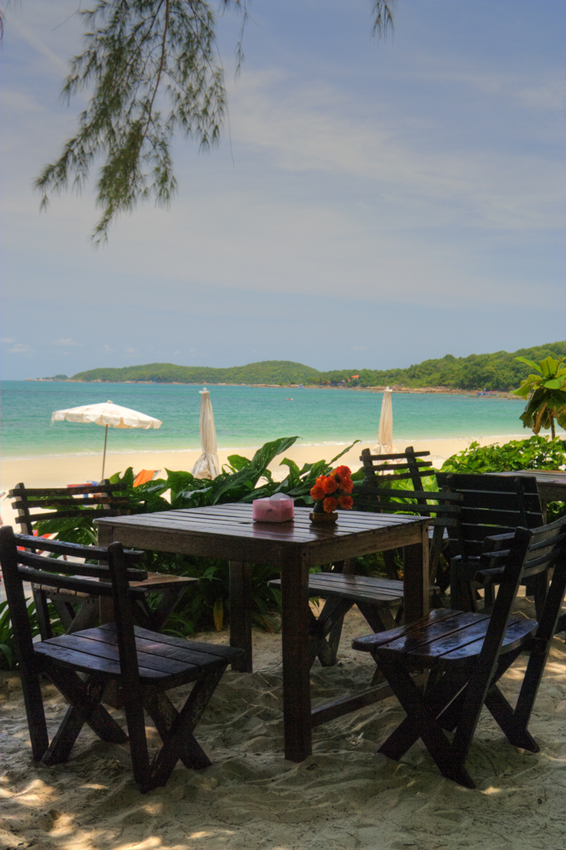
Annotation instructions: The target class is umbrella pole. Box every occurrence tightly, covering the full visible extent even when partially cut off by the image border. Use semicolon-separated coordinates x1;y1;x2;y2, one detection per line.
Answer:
101;425;109;481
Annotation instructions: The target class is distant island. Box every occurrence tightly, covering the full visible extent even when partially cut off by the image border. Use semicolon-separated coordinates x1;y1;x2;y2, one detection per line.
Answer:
34;341;566;393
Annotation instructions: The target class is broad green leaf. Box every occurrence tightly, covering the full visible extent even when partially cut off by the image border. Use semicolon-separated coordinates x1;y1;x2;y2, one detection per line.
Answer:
249;436;299;471
329;440;360;465
515;356;541;372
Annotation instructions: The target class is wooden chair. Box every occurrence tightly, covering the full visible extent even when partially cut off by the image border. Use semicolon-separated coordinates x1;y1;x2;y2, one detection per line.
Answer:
358;446;460;585
0;527;244;794
9;481;194;638
436;472;544;612
270;447;462;669
352;515;566;788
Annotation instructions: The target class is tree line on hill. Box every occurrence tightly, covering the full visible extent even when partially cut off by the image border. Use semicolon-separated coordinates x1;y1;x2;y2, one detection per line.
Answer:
68;341;566;392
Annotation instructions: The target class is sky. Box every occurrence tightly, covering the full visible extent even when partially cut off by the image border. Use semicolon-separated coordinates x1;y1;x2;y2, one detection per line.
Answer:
1;0;565;380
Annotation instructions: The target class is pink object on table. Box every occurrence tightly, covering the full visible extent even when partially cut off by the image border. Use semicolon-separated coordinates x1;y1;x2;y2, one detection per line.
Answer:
252;494;294;522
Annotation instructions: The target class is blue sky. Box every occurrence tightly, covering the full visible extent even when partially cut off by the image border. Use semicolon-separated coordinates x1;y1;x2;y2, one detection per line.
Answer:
1;0;564;380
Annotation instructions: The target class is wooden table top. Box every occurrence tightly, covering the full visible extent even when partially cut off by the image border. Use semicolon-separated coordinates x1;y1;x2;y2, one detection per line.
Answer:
494;470;566;501
95;504;429;567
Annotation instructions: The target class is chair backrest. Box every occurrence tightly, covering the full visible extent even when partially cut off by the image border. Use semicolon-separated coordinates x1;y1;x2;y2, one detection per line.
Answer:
357;447;463;583
361;446;436;490
436;472;544;561
9;481;130;536
357;446;461;531
477;516;566;661
0;526;147;676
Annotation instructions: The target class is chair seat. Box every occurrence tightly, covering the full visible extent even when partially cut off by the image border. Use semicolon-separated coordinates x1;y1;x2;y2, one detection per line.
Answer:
353;607;537;667
35;622;237;683
279;573;405;606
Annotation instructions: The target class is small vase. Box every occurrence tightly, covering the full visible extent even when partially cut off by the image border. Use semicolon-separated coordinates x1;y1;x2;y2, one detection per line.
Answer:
309;510;338;525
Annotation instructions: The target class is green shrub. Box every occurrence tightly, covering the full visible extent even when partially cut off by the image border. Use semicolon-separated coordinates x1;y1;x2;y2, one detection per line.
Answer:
441;435;566;521
441;435;566;474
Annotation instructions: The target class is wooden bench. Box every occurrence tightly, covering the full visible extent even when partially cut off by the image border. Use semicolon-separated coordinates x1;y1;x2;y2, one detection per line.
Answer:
0;527;244;794
352;515;566;788
9;481;194;638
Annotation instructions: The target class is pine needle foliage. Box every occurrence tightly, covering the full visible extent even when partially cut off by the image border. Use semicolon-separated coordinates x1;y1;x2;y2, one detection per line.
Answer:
35;0;239;242
33;1;395;242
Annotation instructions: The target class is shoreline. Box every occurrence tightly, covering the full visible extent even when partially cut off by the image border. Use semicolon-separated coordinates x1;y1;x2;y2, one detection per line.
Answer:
22;376;521;400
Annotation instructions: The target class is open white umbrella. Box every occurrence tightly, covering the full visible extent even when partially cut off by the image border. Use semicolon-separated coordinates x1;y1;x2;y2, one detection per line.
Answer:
51;400;162;480
375;387;394;455
191;388;220;480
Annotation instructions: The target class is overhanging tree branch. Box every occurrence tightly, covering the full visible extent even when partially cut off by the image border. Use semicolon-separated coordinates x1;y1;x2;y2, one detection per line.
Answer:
34;1;395;242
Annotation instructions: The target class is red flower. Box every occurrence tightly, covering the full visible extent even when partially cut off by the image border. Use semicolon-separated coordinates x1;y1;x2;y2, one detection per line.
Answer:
323;496;338;513
334;465;352;481
321;476;338;494
310;483;325;500
338;495;354;510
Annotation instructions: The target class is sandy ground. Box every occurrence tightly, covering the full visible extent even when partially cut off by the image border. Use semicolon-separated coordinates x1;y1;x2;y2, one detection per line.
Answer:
0;435;511;529
1;600;566;850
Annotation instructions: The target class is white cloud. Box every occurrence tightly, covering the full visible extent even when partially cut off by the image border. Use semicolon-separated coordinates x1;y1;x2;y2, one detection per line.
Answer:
9;343;31;354
52;338;79;347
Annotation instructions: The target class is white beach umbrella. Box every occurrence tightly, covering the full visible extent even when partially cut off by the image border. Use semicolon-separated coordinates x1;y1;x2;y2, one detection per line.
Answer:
51;400;162;480
375;387;394;454
191;388;220;480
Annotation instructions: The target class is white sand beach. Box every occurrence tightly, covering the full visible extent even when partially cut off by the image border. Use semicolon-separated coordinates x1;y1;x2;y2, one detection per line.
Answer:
0;435;506;529
1;599;566;850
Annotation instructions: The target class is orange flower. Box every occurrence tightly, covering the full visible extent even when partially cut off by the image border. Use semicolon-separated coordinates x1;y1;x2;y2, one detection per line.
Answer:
340;478;354;494
323;496;338;513
310;483;325;500
334;465;351;481
321;476;338;494
338;495;354;510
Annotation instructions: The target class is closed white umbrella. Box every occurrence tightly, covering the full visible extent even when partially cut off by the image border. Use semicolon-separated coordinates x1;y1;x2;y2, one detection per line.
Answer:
191;388;220;480
375;387;394;454
51;400;162;480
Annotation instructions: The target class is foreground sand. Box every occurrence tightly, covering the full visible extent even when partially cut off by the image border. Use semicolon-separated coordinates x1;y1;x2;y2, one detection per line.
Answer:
0;435;514;529
1;600;566;850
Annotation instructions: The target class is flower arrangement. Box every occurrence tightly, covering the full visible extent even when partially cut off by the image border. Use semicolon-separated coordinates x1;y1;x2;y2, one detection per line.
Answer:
310;465;354;513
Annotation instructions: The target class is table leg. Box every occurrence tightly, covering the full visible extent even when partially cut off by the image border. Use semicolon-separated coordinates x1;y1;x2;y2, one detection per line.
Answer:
229;561;252;672
280;551;312;762
402;523;430;623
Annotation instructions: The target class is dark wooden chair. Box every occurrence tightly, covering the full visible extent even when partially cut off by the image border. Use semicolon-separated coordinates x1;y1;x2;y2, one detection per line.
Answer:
436;472;544;612
270;447;462;669
0;527;244;794
358;446;460;586
352;515;566;788
9;481;194;638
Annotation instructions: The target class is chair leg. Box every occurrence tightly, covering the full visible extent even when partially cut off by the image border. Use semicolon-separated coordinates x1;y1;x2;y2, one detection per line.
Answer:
377;657;477;788
484;685;539;752
309;598;355;667
136;667;226;792
41;667;127;764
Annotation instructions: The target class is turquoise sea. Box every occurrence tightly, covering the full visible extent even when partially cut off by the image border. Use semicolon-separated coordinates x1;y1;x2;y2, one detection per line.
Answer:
0;380;540;461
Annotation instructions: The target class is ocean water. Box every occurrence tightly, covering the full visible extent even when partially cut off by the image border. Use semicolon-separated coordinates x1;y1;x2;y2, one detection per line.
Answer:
0;380;537;461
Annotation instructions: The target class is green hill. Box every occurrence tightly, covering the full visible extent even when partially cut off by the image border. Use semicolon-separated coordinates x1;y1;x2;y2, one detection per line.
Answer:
71;360;321;386
70;341;566;392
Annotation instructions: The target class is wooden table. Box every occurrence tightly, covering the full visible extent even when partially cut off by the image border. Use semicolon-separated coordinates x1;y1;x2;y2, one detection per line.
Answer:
95;504;429;762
